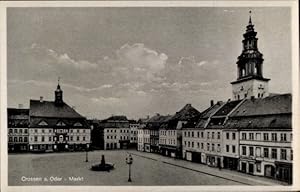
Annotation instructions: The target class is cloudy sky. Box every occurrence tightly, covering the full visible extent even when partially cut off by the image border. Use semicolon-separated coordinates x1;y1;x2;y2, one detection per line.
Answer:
7;7;291;119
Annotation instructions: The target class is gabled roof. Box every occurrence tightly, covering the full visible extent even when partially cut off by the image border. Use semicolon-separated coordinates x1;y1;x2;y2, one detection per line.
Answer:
145;114;172;130
170;104;200;121
160;104;200;129
195;102;224;128
199;102;224;119
213;100;241;116
230;94;291;117
30;100;84;119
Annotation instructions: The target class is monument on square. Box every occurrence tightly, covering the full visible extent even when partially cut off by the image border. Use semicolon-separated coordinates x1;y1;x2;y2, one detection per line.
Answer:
91;155;114;172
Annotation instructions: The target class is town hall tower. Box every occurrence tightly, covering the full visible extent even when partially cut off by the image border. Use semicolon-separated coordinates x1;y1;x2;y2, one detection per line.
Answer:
231;11;270;100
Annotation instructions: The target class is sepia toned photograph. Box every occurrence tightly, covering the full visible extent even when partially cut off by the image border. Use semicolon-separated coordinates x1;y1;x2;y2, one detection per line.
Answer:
1;1;299;191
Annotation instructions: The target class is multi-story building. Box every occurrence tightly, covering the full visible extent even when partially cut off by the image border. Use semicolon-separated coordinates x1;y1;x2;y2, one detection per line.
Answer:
28;83;90;152
145;114;171;153
137;116;149;151
7;108;30;152
129;120;139;148
204;100;243;168
182;101;223;164
159;104;200;158
101;115;130;150
226;94;292;183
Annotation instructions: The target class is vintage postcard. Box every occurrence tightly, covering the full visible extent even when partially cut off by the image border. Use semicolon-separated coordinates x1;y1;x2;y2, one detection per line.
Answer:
0;1;299;192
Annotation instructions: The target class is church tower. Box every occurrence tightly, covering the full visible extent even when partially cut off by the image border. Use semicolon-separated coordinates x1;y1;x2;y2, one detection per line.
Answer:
231;11;270;100
55;78;63;105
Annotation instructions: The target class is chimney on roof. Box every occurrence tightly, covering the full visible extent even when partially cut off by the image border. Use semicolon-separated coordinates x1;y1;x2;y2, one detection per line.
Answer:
210;100;214;107
147;115;150;119
40;96;44;103
18;104;23;109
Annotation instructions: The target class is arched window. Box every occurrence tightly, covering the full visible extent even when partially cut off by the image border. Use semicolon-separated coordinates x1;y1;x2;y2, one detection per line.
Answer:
242;69;245;76
258;93;260;98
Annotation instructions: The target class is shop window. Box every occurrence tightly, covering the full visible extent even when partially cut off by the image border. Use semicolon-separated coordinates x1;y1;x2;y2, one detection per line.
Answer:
256;163;261;172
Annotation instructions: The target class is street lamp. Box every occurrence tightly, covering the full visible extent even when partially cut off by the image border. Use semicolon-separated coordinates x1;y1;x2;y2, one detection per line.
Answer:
86;143;89;162
126;154;133;182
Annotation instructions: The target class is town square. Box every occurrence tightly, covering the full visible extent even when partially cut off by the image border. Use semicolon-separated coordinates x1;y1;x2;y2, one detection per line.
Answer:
8;150;287;186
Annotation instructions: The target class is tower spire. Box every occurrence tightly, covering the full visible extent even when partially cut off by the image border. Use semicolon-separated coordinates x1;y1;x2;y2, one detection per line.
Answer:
55;77;63;105
248;10;252;25
57;77;61;90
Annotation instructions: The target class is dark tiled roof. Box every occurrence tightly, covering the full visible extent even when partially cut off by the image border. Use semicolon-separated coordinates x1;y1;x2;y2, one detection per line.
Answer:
128;119;137;124
214;100;241;116
106;115;128;122
8;108;30;128
200;102;224;119
170;104;200;121
100;116;129;128
98;122;129;128
30;100;84;118
225;115;291;129
30;117;89;128
230;94;291;117
160;104;200;130
195;102;224;128
146;115;172;130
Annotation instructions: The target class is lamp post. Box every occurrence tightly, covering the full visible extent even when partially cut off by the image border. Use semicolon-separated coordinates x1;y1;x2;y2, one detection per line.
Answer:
126;154;133;182
85;143;89;162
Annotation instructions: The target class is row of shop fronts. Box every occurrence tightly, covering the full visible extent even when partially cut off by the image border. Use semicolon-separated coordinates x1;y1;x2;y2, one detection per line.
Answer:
182;150;292;184
8;143;89;153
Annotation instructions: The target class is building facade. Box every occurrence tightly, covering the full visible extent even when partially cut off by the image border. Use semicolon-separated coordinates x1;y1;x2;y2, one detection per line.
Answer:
8;108;30;152
129;120;139;148
159;104;200;158
101;116;130;150
28;83;90;152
